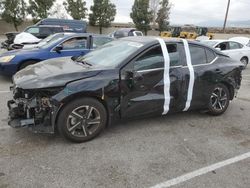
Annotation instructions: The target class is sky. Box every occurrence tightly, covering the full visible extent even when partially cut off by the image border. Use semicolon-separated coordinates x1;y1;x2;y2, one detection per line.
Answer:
57;0;249;25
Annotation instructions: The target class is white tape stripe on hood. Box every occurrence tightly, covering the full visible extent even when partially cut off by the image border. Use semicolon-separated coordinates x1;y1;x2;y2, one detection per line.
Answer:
182;39;195;111
156;38;171;115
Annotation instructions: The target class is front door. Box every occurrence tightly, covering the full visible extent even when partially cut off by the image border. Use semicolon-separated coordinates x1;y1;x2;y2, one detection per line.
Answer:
120;42;187;118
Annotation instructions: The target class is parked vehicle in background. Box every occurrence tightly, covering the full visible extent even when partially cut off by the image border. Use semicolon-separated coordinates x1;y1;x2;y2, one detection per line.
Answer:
1;18;87;50
230;37;250;47
110;28;143;38
7;37;243;142
201;40;250;68
0;33;113;76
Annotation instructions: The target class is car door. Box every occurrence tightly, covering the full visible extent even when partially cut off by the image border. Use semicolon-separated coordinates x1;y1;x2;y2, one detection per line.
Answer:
50;37;90;59
120;42;187;118
188;44;219;109
227;42;245;61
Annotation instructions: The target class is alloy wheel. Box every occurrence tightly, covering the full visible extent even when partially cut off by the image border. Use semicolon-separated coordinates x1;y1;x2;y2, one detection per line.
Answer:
66;105;101;138
210;87;228;111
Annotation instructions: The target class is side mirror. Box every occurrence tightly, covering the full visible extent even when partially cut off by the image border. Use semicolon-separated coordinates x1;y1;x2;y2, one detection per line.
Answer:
54;45;63;53
215;47;221;51
125;70;134;80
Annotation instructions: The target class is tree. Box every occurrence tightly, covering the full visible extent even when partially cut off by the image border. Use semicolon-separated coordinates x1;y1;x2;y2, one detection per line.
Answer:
0;0;27;31
28;0;54;23
50;3;69;19
63;0;87;20
156;0;171;33
89;0;116;34
130;0;153;35
149;0;160;28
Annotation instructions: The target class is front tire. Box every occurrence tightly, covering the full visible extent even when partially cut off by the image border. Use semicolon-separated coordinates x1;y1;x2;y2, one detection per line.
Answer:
57;98;107;143
207;84;230;116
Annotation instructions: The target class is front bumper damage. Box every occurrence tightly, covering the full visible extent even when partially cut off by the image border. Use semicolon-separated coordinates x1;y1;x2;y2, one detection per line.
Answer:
7;87;61;134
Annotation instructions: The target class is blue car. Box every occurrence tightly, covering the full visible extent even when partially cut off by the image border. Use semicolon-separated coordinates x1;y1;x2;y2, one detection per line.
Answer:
0;33;113;76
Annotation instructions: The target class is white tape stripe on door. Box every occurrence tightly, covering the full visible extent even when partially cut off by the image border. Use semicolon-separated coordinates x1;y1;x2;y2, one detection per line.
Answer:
156;38;171;115
182;39;195;111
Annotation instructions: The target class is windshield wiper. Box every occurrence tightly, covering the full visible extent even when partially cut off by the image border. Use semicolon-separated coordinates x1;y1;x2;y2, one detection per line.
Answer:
76;60;92;67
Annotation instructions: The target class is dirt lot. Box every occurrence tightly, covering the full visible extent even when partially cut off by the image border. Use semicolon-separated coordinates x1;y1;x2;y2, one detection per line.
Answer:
0;36;250;188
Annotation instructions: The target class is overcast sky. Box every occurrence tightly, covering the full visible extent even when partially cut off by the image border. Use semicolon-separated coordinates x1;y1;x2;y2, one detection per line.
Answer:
79;0;249;24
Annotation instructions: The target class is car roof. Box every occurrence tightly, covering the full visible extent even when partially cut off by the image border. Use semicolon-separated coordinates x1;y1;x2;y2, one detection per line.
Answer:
121;37;226;56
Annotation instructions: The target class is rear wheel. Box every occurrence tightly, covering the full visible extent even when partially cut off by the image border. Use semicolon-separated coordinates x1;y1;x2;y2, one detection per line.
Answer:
240;57;248;68
19;60;37;70
57;98;107;143
207;84;230;116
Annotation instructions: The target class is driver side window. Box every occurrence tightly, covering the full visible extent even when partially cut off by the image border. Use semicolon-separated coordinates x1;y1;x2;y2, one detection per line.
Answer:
134;46;164;71
61;37;87;50
216;42;229;51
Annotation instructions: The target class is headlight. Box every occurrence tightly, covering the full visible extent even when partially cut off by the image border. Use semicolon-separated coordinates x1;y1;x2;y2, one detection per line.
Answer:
0;55;15;63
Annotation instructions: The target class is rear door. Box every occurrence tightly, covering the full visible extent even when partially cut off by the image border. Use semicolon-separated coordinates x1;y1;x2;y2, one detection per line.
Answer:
120;42;187;118
188;44;219;109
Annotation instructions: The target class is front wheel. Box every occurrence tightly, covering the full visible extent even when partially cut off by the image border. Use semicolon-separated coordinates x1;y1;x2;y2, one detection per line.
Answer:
207;84;230;116
57;98;107;143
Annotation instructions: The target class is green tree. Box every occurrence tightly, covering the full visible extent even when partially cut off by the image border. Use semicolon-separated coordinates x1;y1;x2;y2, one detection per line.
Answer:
156;0;171;33
0;0;27;31
63;0;87;20
28;0;55;23
130;0;153;35
89;0;116;34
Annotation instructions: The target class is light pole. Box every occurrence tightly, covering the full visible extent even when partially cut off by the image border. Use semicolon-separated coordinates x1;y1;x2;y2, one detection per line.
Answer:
223;0;231;33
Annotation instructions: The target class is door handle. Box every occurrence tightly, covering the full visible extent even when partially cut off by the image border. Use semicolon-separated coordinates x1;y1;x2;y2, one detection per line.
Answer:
140;85;145;89
215;69;221;72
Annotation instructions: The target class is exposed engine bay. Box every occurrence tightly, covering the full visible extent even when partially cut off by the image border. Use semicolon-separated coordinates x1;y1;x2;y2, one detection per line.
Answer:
8;87;62;133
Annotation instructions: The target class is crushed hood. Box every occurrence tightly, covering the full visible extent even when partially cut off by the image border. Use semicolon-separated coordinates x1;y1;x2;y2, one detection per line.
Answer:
13;57;102;89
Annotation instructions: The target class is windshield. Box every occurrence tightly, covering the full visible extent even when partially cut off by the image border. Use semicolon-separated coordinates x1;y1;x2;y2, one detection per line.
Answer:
39;34;65;49
77;40;144;68
200;40;218;47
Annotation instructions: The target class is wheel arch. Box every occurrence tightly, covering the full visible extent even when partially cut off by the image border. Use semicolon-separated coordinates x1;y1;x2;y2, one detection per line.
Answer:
220;81;235;100
18;59;41;70
53;93;110;130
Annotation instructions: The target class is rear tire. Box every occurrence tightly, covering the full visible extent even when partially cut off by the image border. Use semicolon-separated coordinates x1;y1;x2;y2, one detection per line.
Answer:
207;84;230;116
57;98;107;143
240;57;248;69
19;60;38;70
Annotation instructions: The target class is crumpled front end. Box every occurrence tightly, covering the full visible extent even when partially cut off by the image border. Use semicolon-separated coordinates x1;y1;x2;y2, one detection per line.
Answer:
7;87;62;133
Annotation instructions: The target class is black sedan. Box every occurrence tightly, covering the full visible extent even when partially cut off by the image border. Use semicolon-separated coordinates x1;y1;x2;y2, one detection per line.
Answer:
8;37;243;142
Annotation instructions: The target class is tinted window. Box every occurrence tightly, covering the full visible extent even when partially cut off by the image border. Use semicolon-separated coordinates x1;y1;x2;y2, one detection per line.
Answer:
167;43;182;67
93;37;113;49
229;42;243;49
190;45;207;65
216;42;229;51
134;46;164;71
205;49;216;63
62;37;87;50
40;27;51;35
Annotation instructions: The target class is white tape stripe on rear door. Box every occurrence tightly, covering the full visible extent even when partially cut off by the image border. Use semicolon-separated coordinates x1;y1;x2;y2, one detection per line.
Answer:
156;38;171;115
182;39;195;111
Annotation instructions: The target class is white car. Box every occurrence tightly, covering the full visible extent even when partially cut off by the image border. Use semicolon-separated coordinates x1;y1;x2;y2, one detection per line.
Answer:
201;40;250;68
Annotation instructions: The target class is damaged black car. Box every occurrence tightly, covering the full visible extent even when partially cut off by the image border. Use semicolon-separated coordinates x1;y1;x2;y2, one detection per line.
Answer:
8;37;243;142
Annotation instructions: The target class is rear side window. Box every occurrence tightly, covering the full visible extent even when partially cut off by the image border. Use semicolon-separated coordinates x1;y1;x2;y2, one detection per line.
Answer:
229;42;243;49
190;45;207;65
205;49;216;63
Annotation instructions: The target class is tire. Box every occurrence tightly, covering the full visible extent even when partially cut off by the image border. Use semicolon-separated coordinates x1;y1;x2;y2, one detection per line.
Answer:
57;98;107;143
19;60;38;70
240;57;248;69
207;84;230;116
